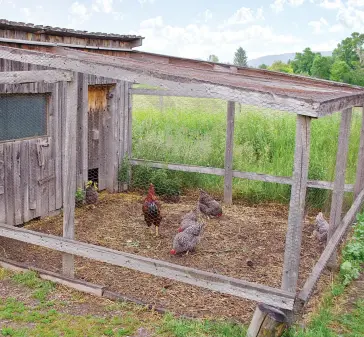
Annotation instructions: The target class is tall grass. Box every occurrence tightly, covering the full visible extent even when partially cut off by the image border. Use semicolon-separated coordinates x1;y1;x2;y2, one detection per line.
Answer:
131;94;362;208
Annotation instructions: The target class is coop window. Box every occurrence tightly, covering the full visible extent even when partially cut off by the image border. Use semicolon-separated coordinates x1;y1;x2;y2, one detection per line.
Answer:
0;93;48;142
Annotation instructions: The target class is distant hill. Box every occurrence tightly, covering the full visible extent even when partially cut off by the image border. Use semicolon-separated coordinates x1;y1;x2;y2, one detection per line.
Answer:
247;51;332;68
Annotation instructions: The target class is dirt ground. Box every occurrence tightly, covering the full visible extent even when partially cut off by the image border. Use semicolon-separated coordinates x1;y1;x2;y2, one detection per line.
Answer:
0;190;331;323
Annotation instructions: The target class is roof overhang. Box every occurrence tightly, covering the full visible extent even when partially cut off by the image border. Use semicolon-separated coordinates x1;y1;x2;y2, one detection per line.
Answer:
0;44;363;117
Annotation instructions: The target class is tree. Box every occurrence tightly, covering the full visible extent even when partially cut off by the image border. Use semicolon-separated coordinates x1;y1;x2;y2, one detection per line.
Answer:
291;47;320;75
310;55;332;79
258;64;268;69
333;32;364;69
208;54;219;63
234;47;248;67
330;60;351;82
268;61;293;73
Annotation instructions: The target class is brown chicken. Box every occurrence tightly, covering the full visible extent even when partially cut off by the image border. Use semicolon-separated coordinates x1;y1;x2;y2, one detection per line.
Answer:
170;221;204;255
198;188;222;217
142;183;162;236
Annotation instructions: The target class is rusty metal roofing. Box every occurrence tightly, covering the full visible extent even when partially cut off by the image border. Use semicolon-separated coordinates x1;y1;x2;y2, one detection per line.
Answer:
0;19;144;42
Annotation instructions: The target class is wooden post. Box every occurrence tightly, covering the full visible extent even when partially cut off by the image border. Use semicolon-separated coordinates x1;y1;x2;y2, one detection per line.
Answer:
62;74;78;278
224;101;235;204
354;105;364;199
328;108;352;266
247;115;311;335
247;304;288;337
282;115;311;293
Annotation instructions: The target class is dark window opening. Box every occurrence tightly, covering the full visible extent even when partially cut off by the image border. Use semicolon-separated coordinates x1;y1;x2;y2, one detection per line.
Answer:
88;168;99;186
0;93;48;142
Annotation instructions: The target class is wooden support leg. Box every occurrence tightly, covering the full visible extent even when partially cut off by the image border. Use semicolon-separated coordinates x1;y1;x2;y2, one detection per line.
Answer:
224;101;235;204
354;105;364;200
62;74;78;278
248;115;311;336
282;115;311;293
328;108;352;267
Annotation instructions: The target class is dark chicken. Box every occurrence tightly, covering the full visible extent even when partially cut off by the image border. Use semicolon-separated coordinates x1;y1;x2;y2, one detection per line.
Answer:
198;188;222;217
142;183;162;236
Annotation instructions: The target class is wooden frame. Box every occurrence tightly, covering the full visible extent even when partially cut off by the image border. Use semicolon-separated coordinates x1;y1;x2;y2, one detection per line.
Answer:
0;45;363;116
0;70;73;84
0;45;364;336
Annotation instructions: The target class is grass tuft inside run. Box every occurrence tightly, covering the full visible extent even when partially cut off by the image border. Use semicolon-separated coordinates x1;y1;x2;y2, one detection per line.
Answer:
131;94;363;208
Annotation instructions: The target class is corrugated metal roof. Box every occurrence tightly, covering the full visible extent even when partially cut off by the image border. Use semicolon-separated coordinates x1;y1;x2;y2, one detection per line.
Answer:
0;19;144;42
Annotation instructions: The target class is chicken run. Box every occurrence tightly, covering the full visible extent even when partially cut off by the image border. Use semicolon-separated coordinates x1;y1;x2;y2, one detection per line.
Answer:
0;187;327;322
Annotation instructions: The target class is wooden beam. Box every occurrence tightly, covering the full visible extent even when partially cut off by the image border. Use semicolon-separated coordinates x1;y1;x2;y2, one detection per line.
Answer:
354;105;364;199
62;75;78;278
0;70;73;84
0;44;346;117
282;115;311;293
298;186;364;303
224;101;235;204
0;223;295;310
129;159;353;192
328;108;352;266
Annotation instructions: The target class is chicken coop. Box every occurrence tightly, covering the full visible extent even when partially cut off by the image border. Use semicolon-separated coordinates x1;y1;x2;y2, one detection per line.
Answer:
1;19;364;336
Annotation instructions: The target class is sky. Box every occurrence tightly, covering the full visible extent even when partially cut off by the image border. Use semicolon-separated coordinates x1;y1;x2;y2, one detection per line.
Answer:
1;0;363;62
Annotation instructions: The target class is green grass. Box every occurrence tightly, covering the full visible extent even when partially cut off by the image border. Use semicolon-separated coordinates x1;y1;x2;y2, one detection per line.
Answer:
288;212;364;337
131;94;363;208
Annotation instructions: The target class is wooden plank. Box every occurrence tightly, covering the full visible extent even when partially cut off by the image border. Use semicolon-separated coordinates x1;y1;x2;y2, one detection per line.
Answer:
13;142;22;225
282;115;311;293
0;70;73;84
76;73;88;189
0;144;4;223
0;45;326;116
328;108;352;265
53;83;62;209
224;101;235;204
4;143;14;226
298;187;364;303
130;159;353;192
354;105;364;199
39;141;50;218
20;141;30;223
0;223;295;310
62;75;78;278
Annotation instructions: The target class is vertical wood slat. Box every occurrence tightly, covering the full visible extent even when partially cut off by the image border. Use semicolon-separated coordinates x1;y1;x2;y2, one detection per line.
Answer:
328;108;352;265
48;88;56;213
62;75;78;278
282;115;311;293
224;101;235;204
4;143;14;226
354;105;364;199
0;143;5;223
76;73;88;190
13;142;22;225
54;83;63;209
20;141;30;223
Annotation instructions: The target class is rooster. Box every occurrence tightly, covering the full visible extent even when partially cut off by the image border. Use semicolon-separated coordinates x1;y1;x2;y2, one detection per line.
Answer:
170;221;204;255
142;183;162;237
198;188;222;218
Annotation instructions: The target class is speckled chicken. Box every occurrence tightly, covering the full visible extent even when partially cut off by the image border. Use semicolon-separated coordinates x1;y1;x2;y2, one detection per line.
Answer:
315;212;329;244
170;221;204;255
198;188;222;218
142;183;162;237
178;209;198;232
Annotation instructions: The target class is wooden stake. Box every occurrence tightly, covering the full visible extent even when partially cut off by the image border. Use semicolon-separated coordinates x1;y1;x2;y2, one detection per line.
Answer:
62;74;78;278
328;108;352;267
354;105;364;199
224;101;235;204
282;115;311;293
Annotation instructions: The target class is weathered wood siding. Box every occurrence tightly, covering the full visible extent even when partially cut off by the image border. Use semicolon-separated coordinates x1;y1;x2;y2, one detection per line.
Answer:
0;59;129;226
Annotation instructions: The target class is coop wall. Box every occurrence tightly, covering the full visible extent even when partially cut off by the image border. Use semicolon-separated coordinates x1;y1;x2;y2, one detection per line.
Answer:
0;59;131;226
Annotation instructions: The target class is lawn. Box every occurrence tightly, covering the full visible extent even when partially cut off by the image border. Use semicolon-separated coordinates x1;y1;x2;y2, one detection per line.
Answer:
131;93;363;208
